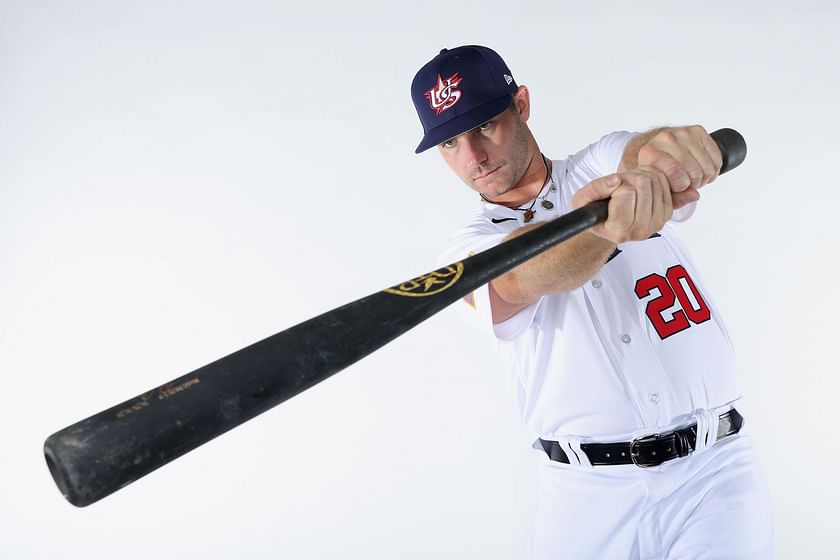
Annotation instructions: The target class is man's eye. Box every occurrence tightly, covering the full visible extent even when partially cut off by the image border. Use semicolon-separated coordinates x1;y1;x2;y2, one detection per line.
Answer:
441;138;456;148
478;122;491;130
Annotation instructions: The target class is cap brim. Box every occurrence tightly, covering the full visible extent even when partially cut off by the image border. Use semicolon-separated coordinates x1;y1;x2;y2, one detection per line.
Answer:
414;95;512;154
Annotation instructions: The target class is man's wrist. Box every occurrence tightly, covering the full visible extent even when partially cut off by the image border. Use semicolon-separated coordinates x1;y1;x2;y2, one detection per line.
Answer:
619;127;671;172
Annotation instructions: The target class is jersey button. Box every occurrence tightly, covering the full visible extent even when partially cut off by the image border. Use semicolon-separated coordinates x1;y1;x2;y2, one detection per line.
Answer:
648;392;660;404
591;278;603;289
621;334;631;344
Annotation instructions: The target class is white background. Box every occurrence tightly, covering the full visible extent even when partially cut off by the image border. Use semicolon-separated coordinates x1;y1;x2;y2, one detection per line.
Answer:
1;1;838;558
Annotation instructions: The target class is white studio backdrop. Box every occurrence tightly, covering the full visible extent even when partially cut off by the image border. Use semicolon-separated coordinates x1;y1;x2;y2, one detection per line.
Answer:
1;1;838;558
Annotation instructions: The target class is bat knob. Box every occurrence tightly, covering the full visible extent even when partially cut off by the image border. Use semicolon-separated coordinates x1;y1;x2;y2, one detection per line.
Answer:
710;128;747;175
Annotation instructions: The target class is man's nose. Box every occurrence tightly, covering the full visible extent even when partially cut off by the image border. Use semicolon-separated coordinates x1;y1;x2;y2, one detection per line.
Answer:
461;136;488;168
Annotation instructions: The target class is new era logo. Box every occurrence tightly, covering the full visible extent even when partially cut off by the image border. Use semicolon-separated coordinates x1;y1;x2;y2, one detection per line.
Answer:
503;74;513;85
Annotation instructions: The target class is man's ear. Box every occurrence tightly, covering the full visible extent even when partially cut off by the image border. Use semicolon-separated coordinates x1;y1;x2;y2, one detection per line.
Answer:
513;85;530;122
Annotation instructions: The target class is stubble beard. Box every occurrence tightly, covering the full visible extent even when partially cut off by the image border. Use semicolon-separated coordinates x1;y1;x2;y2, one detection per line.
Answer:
470;119;532;198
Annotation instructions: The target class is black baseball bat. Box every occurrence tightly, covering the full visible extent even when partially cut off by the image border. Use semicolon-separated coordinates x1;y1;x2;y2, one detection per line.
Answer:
44;128;746;507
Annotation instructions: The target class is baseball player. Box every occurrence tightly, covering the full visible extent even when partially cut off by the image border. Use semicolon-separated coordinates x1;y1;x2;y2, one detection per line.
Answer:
411;45;773;559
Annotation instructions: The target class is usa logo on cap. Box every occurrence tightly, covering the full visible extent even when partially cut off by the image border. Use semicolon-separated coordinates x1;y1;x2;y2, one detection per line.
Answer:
411;45;518;154
425;73;463;115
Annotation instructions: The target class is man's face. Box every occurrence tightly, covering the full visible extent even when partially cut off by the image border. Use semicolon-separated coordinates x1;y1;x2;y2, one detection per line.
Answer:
437;102;532;199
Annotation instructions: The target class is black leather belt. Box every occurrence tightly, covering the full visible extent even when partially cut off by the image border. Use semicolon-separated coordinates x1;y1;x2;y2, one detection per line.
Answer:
539;408;743;468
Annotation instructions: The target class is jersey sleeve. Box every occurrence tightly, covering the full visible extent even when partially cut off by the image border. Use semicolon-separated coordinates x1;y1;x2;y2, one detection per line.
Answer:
565;130;635;194
435;217;540;341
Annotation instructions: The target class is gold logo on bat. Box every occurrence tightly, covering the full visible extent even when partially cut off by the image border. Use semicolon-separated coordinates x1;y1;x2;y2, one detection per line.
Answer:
384;262;464;297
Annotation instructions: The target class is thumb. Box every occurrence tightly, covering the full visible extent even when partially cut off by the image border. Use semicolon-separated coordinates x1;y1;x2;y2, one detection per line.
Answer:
672;187;701;209
572;174;622;210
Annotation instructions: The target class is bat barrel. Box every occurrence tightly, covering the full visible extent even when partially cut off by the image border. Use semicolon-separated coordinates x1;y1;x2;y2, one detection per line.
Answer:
44;371;232;507
43;290;450;507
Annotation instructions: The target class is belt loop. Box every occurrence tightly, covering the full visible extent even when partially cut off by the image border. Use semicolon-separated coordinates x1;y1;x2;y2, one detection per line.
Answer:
695;410;709;453
692;409;720;453
705;408;721;448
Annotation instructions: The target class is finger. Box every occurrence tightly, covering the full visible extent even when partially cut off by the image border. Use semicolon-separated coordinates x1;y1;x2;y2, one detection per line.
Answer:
698;127;723;183
648;172;662;233
605;185;636;243
630;172;653;240
572;173;622;209
650;171;671;233
637;142;692;192
660;171;674;222
680;126;719;189
672;187;700;210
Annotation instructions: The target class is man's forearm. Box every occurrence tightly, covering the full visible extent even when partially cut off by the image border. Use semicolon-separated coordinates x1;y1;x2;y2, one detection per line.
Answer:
618;127;670;173
491;224;616;305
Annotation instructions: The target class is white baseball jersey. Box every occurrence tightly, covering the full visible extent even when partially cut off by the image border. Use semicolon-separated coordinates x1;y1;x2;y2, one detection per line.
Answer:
438;131;743;446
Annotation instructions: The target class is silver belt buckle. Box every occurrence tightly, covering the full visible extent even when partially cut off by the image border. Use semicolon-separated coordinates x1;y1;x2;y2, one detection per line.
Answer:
630;432;661;468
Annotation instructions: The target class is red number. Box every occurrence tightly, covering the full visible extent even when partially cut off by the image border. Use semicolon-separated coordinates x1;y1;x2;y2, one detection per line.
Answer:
634;272;690;338
634;265;710;339
667;266;711;325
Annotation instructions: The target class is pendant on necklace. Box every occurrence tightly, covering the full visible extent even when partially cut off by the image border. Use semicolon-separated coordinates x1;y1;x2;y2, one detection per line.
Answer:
541;200;554;210
524;209;535;223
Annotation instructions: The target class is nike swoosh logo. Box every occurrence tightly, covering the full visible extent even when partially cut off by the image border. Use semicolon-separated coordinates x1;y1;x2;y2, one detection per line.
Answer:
605;233;661;263
491;217;518;224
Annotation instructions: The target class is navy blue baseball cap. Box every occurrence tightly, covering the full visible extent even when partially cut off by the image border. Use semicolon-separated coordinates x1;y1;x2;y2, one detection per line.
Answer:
411;45;518;154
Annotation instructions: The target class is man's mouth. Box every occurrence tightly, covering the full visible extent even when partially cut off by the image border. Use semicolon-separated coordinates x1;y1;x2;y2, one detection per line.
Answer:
474;167;500;181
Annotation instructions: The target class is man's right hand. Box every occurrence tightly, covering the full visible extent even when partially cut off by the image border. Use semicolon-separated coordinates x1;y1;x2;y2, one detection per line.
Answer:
571;167;674;244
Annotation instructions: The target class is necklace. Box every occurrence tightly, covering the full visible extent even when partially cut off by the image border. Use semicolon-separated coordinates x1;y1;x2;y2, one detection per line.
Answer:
481;154;556;223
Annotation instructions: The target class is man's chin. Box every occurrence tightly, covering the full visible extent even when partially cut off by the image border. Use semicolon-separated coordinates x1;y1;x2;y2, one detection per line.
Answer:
485;181;515;199
473;176;509;196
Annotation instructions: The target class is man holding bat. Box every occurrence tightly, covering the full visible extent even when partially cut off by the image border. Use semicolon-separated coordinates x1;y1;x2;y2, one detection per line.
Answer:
411;45;773;559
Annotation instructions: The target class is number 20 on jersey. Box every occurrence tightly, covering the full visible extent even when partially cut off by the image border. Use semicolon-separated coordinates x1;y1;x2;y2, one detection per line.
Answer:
634;265;711;339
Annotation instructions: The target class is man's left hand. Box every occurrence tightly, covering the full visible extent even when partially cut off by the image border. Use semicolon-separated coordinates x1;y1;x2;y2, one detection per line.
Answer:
629;125;723;209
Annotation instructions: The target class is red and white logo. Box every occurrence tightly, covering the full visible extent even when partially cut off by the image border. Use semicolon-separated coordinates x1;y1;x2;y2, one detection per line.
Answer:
425;73;463;115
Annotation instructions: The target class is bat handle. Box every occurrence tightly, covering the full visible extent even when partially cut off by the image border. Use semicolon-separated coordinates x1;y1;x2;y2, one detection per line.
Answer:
588;127;747;224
